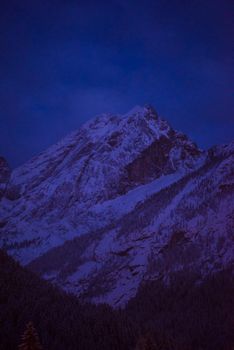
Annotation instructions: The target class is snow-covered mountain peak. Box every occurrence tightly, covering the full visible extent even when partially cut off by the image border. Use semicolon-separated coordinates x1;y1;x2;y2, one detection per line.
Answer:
1;105;204;230
80;104;164;143
82;113;121;140
122;104;158;119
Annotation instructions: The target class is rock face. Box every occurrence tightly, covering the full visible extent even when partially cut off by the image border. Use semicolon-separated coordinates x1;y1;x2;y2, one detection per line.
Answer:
0;105;233;307
0;157;11;200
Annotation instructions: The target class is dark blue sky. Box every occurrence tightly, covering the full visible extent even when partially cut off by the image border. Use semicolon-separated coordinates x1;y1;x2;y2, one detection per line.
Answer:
1;0;233;167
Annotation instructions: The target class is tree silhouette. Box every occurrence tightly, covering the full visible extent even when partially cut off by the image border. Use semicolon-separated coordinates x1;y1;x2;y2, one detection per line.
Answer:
135;333;158;350
18;322;43;350
135;332;175;350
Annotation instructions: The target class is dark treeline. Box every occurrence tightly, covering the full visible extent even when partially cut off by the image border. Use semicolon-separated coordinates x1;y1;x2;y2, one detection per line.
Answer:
126;270;234;350
0;250;136;350
0;249;233;350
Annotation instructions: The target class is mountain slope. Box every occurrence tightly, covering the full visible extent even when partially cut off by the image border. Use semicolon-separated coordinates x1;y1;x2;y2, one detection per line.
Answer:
0;105;233;306
28;143;234;306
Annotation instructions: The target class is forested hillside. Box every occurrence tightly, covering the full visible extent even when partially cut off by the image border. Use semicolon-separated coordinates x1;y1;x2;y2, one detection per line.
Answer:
0;250;136;350
1;249;233;350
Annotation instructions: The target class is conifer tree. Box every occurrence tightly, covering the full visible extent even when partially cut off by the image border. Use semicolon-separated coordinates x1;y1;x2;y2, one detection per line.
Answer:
18;322;43;350
135;332;175;350
135;332;159;350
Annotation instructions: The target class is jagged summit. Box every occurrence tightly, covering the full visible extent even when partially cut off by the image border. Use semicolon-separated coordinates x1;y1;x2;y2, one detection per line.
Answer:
79;104;164;144
0;106;233;306
122;104;158;119
3;105;202;201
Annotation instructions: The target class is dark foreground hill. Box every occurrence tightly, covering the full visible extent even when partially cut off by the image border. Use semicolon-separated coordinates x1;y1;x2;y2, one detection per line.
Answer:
1;249;234;350
0;249;136;350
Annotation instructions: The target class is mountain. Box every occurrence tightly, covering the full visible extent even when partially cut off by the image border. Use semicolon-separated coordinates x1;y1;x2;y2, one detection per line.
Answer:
0;105;233;306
